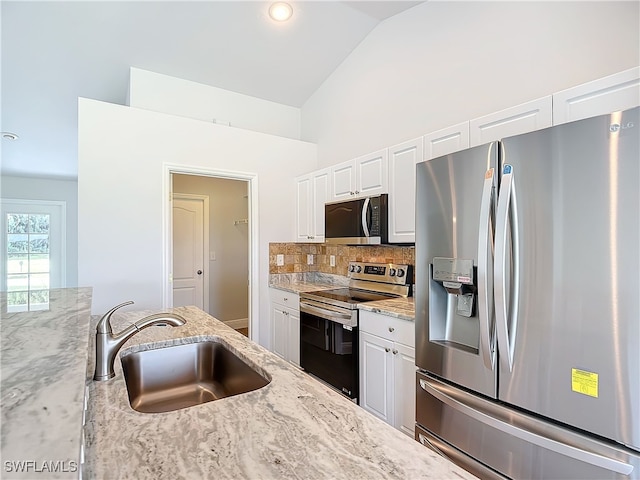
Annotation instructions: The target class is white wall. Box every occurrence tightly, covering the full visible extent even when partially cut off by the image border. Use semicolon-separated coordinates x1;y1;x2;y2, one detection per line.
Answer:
78;98;316;348
301;1;640;167
173;174;249;324
0;175;78;287
128;67;301;140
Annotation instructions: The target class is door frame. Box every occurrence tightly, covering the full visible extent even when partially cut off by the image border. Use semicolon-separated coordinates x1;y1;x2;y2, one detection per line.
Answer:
172;193;210;313
162;164;258;340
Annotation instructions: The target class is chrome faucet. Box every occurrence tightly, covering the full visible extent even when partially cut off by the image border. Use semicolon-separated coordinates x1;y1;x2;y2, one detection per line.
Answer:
93;301;186;381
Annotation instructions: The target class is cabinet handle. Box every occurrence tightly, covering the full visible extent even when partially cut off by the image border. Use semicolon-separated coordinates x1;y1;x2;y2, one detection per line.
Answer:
388;327;395;332
283;298;288;301
385;347;390;353
392;349;398;355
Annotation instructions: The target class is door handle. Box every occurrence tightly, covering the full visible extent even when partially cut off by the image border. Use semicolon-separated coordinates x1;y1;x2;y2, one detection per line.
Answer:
477;164;496;371
197;270;203;275
495;163;520;373
361;197;371;237
419;378;633;475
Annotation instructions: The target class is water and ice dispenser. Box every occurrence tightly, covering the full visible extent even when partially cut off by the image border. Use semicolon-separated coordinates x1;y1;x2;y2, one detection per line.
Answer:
429;257;480;354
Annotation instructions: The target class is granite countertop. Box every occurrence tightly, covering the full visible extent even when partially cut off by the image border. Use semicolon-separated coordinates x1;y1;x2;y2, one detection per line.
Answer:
268;280;337;294
0;287;93;479
85;306;473;480
358;296;415;321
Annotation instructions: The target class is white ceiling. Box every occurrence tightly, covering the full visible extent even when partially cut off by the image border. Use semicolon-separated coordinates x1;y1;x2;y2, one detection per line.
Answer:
1;1;422;179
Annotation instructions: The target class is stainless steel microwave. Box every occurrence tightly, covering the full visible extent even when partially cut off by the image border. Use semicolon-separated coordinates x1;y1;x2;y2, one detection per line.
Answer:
325;194;388;245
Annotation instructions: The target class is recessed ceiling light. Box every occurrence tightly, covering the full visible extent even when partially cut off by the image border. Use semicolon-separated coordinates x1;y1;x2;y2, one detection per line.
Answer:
1;132;19;141
269;2;293;22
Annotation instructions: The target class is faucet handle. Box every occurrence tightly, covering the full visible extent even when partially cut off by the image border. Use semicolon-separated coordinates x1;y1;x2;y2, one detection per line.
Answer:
96;301;134;334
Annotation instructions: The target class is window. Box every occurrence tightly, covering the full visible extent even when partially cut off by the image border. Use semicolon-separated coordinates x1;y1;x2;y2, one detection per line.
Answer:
1;200;65;312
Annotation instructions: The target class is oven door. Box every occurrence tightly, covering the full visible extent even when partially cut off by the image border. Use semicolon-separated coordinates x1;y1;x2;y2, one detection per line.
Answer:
299;301;359;401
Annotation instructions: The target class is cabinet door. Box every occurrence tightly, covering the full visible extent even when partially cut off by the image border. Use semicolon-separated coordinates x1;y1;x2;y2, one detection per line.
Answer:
295;175;312;242
553;67;640;125
359;331;394;423
311;169;330;242
423;121;470;160
393;342;417;438
469;96;552;147
271;305;288;361
388;138;422;244
331;161;356;201
288;307;300;367
355;149;388;197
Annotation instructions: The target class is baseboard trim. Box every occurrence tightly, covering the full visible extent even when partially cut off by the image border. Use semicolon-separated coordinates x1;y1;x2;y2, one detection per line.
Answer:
224;317;248;329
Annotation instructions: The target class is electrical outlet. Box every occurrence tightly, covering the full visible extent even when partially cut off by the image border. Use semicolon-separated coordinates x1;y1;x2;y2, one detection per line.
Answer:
307;254;314;265
330;255;336;267
276;254;284;266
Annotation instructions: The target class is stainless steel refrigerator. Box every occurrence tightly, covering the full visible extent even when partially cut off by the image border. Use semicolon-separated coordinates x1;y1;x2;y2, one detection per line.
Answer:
414;107;640;479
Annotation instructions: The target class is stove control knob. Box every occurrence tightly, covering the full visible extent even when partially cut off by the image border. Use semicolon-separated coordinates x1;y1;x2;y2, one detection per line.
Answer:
355;265;362;273
397;268;405;277
389;268;397;276
349;265;356;272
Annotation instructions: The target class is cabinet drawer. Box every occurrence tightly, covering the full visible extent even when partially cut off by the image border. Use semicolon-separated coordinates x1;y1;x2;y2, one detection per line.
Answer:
359;310;414;347
269;288;300;309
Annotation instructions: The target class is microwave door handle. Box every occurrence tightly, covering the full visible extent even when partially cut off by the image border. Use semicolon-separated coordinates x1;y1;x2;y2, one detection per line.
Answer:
361;197;371;237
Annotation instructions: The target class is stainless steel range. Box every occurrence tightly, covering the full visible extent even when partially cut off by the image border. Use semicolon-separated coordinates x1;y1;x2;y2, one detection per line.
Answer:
299;261;412;402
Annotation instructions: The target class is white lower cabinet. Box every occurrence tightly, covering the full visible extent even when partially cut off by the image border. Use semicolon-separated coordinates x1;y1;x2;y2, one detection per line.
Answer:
270;288;300;367
359;310;416;437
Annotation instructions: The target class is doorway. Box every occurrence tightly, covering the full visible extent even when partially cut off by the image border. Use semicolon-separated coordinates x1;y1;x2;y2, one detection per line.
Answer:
168;170;253;337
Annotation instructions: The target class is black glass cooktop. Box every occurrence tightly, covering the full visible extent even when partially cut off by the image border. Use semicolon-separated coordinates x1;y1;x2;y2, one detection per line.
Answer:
302;288;395;307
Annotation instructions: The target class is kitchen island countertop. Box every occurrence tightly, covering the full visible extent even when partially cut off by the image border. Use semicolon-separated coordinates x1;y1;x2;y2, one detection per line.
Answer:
85;306;473;479
0;287;93;479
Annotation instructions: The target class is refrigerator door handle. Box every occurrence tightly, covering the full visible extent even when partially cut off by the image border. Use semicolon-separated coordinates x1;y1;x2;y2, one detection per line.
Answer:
361;197;371;237
494;163;520;372
419;378;634;475
477;167;496;370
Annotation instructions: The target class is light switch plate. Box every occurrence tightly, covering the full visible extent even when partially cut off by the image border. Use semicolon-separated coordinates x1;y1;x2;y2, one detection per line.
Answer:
307;254;314;265
276;254;284;266
330;255;336;267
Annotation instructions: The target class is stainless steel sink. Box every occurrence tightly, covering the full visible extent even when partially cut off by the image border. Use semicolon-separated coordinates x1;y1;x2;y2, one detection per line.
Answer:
120;340;270;413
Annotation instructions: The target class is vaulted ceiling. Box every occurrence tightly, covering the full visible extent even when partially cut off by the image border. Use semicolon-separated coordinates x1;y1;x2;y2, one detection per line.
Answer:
1;1;422;179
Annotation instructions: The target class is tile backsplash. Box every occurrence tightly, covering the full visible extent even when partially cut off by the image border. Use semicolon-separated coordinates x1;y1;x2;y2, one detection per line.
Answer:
269;243;414;276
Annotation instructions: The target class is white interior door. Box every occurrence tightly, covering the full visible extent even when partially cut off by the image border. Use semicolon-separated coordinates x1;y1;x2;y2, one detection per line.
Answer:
172;195;207;310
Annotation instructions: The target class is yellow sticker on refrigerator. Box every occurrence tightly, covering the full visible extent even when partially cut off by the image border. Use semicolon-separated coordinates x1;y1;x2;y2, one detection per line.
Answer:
571;368;599;398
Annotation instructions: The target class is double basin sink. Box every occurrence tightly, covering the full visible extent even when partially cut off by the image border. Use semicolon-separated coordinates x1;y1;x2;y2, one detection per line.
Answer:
120;340;270;413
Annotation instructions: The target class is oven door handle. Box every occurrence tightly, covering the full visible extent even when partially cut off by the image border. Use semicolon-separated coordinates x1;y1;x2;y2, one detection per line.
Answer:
300;301;357;327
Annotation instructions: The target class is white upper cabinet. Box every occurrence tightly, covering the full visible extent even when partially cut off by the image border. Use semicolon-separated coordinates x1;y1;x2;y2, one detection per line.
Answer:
295;168;330;242
330;161;356;201
388;138;422;244
295;175;312;242
331;149;388;201
553;66;640;125
469;96;553;147
423;121;470;161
